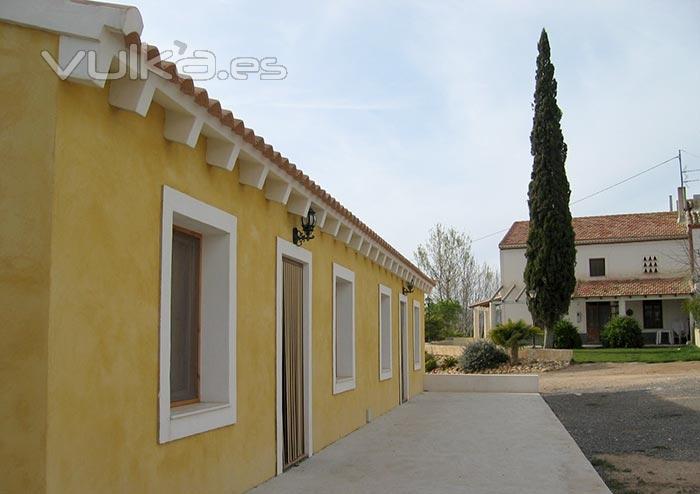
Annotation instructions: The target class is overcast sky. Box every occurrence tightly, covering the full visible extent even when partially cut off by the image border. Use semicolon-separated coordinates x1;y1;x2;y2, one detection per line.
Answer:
116;0;700;267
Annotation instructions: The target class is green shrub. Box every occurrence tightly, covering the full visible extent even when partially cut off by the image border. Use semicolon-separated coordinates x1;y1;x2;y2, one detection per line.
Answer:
553;319;582;349
425;352;438;372
601;316;644;348
459;340;509;372
489;319;543;361
440;355;458;370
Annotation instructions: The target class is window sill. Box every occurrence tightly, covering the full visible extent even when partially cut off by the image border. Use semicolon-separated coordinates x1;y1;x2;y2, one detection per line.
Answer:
171;402;229;420
333;377;356;395
379;370;392;381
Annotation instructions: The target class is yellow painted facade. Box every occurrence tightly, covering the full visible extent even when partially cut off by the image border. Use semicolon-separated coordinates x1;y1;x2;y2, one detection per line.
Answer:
1;22;425;494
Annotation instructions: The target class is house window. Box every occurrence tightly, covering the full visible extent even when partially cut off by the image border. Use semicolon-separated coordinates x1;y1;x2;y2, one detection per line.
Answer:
643;300;663;329
478;311;485;337
378;284;392;381
413;301;422;370
159;186;237;443
589;258;606;277
170;227;201;406
333;263;356;394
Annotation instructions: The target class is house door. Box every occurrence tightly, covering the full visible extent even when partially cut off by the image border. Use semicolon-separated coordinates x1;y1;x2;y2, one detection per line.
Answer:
399;298;409;403
586;302;611;343
282;258;306;469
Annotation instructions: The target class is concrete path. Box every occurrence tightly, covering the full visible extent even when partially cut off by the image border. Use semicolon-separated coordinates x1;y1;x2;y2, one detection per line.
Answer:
252;392;610;494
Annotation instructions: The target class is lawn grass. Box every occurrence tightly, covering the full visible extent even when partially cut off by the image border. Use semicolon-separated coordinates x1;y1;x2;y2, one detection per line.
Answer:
572;345;700;363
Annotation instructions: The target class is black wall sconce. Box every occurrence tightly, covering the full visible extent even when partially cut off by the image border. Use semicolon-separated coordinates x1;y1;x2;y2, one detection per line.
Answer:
402;278;415;295
293;208;316;246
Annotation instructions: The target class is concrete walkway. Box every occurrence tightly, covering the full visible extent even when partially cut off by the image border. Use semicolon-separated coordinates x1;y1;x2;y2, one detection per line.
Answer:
252;392;610;493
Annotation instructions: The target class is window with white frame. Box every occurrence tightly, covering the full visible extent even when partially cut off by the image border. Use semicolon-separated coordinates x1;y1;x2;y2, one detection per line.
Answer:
333;263;355;394
378;284;392;381
413;301;422;370
159;186;237;443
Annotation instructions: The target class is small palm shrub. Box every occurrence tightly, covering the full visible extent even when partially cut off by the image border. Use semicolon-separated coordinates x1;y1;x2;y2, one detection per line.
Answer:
440;355;458;370
489;319;543;362
601;316;644;348
425;352;438;372
553;319;582;349
459;341;509;373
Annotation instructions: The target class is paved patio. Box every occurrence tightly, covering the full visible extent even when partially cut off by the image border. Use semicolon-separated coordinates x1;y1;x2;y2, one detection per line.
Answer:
252;392;610;493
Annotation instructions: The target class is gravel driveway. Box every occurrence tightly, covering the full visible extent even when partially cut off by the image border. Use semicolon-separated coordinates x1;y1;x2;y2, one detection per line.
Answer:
542;361;700;493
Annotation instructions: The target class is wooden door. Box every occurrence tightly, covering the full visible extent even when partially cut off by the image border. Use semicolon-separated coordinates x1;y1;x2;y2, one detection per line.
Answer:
282;259;306;469
399;300;408;403
586;302;611;343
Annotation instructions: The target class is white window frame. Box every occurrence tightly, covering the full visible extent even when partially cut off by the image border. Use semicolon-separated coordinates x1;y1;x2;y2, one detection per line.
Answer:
413;300;422;371
332;263;356;394
378;284;393;381
158;186;237;443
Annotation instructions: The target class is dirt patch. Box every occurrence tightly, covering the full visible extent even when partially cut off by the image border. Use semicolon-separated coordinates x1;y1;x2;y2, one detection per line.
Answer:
540;361;700;394
592;453;700;494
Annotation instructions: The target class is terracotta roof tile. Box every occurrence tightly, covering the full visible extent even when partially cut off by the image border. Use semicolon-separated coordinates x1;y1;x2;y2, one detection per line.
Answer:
117;33;433;285
573;277;692;298
500;212;686;249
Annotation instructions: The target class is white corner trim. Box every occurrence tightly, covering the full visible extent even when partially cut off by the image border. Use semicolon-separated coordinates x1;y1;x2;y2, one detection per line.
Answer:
158;185;237;443
413;300;422;371
378;284;393;381
332;263;356;395
275;238;313;475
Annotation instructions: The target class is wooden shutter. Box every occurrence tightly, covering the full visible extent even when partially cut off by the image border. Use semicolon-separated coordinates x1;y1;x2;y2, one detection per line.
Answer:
170;227;201;406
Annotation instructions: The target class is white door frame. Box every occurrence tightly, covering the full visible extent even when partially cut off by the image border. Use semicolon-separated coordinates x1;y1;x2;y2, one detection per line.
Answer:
399;294;409;402
275;237;313;475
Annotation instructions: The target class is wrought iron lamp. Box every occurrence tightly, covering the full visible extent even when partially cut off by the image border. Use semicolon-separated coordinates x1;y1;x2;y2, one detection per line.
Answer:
293;208;316;246
402;277;415;295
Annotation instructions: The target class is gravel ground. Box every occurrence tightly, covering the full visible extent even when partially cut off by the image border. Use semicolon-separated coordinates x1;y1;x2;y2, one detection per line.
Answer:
542;362;700;493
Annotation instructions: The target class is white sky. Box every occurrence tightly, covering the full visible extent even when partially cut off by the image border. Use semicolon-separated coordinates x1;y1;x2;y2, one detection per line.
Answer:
113;0;700;267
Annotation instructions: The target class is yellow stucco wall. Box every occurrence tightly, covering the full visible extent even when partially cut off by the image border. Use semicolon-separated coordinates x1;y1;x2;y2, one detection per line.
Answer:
0;21;425;494
0;24;59;494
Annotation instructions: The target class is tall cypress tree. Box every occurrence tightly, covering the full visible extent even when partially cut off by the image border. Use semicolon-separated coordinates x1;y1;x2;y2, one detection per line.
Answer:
524;29;576;348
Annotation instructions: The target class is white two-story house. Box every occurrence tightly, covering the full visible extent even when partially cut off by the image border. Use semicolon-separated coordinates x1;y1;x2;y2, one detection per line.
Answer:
472;209;695;345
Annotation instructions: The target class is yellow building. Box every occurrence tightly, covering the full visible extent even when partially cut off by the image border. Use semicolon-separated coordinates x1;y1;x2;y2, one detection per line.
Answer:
0;2;433;493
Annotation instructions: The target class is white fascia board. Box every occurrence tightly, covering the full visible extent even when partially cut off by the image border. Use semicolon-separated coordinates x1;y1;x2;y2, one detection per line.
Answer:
287;189;312;217
0;0;143;39
109;75;156;117
264;175;292;205
238;160;269;189
311;205;328;229
359;240;371;257
349;232;363;251
321;215;341;236
337;224;353;244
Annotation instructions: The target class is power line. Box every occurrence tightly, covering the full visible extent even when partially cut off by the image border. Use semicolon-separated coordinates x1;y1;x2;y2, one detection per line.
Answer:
472;154;679;243
570;156;677;205
682;149;700;160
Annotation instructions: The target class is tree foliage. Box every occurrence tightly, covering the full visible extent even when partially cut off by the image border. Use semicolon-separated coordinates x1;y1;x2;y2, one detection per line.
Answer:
424;298;462;342
524;29;576;347
489;319;543;362
415;223;499;334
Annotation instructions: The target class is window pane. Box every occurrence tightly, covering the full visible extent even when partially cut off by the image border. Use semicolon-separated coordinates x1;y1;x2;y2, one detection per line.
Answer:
170;228;200;404
589;258;605;277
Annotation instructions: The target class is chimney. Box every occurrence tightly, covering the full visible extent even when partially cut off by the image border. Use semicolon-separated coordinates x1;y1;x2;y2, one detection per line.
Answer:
670;195;674;212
